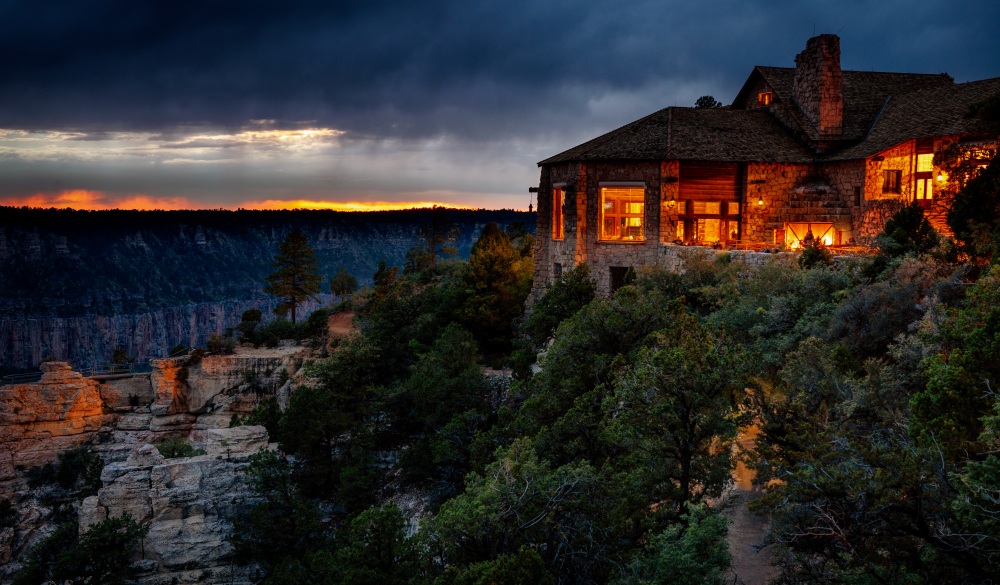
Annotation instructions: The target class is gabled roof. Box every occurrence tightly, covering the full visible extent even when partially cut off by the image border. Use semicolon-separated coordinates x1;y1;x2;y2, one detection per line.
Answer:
538;107;815;166
825;76;1000;161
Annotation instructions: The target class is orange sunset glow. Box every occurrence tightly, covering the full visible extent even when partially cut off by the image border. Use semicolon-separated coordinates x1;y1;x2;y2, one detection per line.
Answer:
0;191;466;212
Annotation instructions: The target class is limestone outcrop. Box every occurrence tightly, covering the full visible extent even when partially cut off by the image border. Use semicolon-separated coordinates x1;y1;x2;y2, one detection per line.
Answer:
80;426;269;585
0;353;297;581
0;362;109;481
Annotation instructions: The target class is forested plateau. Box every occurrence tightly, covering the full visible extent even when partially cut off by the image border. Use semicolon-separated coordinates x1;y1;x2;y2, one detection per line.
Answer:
0;207;533;369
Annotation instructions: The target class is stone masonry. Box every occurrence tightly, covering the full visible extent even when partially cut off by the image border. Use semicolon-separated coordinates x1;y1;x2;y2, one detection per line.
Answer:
793;34;843;137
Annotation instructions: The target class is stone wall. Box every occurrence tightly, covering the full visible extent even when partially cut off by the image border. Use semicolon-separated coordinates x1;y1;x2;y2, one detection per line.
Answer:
857;199;908;246
865;140;915;203
741;162;857;244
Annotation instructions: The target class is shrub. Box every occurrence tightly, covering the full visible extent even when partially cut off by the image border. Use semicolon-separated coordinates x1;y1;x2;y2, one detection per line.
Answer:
25;447;103;496
206;333;236;355
154;435;206;459
798;242;832;268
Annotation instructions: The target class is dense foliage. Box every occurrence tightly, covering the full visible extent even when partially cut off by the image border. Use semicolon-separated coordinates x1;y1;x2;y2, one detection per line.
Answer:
127;165;986;584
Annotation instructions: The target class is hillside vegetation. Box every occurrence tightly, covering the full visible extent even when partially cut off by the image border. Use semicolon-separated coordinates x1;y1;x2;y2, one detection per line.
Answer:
220;173;1000;583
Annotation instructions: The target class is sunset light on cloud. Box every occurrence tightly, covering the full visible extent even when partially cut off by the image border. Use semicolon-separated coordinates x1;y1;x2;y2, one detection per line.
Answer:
0;190;194;211
0;190;464;212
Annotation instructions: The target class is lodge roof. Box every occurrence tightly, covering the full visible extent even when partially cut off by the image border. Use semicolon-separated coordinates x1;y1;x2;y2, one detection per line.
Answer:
743;67;956;143
538;107;815;165
825;76;1000;161
541;58;1000;168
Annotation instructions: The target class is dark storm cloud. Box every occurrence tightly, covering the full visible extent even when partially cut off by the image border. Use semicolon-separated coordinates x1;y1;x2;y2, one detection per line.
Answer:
0;0;997;143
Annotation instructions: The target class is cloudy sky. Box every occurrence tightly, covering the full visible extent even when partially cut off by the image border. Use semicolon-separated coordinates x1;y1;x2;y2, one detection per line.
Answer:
0;0;997;211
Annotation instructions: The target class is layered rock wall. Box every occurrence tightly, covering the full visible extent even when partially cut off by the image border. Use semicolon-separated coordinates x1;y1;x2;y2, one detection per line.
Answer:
1;353;295;580
80;426;269;585
0;297;327;370
0;362;110;483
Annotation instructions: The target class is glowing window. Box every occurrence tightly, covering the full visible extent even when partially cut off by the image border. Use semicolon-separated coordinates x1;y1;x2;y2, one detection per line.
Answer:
553;187;565;240
692;201;722;215
757;91;773;106
916;177;933;200
727;201;740;216
916;153;934;173
785;222;836;249
600;186;644;241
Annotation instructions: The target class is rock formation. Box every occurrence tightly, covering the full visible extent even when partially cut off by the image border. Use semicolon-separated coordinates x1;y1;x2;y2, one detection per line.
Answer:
79;426;269;585
0;362;109;482
0;351;299;582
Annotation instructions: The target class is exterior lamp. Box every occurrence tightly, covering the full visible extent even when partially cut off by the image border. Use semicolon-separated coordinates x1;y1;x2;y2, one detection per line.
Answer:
668;194;676;208
757;195;764;207
937;171;945;182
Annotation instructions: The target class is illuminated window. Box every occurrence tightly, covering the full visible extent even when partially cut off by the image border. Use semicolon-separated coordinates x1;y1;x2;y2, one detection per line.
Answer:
600;185;644;241
915;153;934;202
784;222;837;249
553;187;565;240
692;201;721;215
882;170;902;194
727;201;740;215
915;177;933;200
757;91;773;106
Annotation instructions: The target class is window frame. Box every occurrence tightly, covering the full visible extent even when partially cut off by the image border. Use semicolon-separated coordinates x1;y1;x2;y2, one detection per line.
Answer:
757;91;773;107
598;182;646;242
882;170;902;194
552;183;566;240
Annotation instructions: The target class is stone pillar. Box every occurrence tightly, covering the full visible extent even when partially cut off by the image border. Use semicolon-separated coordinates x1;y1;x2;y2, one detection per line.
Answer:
793;34;843;137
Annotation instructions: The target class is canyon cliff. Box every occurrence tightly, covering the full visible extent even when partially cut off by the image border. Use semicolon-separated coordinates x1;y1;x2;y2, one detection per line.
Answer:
0;349;298;584
0;207;534;369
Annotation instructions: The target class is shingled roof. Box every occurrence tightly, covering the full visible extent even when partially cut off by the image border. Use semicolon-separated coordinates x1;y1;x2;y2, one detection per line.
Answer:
538;107;815;165
826;76;1000;161
747;66;955;142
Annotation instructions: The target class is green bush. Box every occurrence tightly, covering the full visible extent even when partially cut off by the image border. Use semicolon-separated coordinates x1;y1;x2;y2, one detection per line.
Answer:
206;333;236;355
797;242;832;268
14;514;149;585
25;447;103;496
154;435;206;459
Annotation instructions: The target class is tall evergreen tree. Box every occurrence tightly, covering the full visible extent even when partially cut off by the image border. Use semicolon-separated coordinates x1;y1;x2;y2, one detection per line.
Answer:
405;206;461;273
264;228;322;324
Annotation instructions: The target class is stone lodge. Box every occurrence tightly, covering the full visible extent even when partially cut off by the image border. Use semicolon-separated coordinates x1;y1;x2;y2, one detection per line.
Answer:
532;34;1000;296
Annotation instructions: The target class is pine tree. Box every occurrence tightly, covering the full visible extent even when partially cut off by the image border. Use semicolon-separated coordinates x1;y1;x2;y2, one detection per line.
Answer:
264;228;322;324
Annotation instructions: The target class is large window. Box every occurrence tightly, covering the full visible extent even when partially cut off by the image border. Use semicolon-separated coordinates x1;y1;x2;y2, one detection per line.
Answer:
600;185;644;241
553;187;565;240
782;222;838;249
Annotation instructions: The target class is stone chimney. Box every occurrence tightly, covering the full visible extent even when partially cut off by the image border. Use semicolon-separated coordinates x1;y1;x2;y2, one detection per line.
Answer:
793;34;843;137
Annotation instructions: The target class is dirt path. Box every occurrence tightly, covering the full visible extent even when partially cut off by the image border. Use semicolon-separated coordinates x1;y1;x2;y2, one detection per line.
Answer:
723;426;778;585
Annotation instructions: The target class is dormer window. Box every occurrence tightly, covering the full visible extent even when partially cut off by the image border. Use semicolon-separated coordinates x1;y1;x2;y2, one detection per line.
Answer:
757;91;773;107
